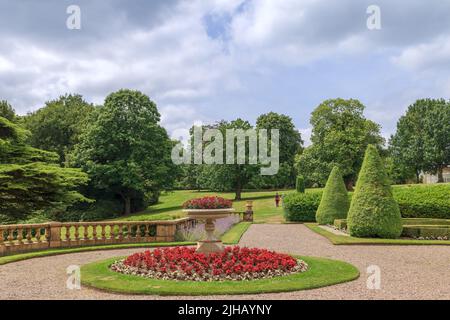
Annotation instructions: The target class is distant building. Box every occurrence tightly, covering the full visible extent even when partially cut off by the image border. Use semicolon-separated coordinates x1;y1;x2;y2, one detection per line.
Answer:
420;165;450;183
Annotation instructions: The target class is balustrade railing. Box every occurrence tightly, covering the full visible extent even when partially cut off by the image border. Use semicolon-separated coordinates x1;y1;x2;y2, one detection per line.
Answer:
0;201;253;257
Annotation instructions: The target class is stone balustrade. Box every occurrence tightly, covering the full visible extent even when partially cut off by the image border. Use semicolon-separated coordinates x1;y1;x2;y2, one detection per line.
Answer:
0;201;253;257
0;218;194;256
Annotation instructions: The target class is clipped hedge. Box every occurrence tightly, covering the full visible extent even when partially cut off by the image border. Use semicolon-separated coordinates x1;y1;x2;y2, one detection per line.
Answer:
393;184;450;219
284;184;450;222
283;192;321;222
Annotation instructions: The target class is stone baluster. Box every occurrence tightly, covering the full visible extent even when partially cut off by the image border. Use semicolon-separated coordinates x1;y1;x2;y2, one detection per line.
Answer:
0;228;4;245
16;227;23;244
7;228;14;243
65;226;71;241
83;225;89;240
26;227;32;244
35;227;41;242
136;224;141;239
101;225;106;240
74;225;79;241
92;224;97;240
109;224;115;240
118;224;123;240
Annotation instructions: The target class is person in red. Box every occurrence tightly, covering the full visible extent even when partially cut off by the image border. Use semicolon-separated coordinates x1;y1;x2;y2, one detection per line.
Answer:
275;192;281;207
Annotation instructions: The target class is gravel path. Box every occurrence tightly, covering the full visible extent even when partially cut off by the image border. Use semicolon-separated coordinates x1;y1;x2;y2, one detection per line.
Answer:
0;224;449;300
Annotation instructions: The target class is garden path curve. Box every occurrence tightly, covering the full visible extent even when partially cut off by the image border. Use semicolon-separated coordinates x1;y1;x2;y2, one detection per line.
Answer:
0;224;449;300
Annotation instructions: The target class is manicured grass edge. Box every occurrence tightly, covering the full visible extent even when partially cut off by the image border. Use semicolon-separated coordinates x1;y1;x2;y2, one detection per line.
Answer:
0;241;196;265
305;223;450;245
222;222;252;244
80;255;359;296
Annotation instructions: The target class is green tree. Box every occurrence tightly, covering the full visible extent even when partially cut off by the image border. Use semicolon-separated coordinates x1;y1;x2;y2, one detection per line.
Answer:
0;116;89;223
72;89;177;215
194;119;260;200
0;100;16;122
296;98;384;189
315;166;349;225
296;175;305;193
256;112;302;188
22;94;95;165
347;145;402;238
389;99;450;183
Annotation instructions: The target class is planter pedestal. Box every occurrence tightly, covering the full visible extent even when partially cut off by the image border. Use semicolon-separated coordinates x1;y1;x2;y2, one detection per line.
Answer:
182;208;235;254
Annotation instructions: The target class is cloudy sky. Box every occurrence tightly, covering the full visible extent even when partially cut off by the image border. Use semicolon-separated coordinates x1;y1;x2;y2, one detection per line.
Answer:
1;0;449;145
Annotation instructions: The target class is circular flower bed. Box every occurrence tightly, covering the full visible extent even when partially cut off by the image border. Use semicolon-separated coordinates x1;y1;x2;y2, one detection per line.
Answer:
182;196;232;209
111;246;308;281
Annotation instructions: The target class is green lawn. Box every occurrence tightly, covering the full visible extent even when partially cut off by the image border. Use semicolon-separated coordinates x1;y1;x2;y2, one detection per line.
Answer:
115;189;300;223
80;255;359;296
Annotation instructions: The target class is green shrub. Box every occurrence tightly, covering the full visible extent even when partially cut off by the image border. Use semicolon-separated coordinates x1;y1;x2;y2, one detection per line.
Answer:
402;218;450;226
315;167;349;225
393;184;450;219
283;192;321;222
296;175;305;193
347;145;403;238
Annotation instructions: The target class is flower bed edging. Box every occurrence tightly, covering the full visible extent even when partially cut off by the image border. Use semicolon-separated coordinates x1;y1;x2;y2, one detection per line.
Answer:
111;246;308;281
80;255;360;296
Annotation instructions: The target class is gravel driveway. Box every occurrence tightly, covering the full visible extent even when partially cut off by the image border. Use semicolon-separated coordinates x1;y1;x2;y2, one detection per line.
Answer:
0;224;449;300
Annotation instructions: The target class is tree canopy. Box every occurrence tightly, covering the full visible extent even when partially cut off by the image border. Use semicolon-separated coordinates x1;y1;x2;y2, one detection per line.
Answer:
0;116;89;223
22;94;95;165
72;89;177;215
296;98;384;189
389;99;450;182
0;100;16;122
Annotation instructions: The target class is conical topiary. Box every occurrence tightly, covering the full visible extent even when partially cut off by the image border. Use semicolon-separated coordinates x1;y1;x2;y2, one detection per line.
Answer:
315;166;349;225
347;145;402;238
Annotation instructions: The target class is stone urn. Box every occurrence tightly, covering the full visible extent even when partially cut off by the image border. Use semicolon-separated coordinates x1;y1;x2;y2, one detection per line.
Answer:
182;208;235;254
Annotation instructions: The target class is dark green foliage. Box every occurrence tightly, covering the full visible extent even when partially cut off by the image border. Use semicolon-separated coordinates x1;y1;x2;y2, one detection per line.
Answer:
0;100;16;122
389;99;450;183
347;145;403;238
72;89;177;215
0;116;89;223
283;192;321;222
296;98;384;189
22;94;95;165
316;167;349;225
296;175;305;193
393;184;450;219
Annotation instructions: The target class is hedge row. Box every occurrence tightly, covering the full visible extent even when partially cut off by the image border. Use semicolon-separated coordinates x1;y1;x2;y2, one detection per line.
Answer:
283;183;450;222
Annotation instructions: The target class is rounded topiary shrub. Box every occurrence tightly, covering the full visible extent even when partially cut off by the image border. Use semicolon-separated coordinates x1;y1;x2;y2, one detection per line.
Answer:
296;175;305;193
283;192;321;222
347;145;403;238
316;166;349;225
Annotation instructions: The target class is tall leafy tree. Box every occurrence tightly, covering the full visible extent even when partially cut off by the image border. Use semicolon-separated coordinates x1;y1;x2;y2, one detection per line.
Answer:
0;116;89;223
194;119;260;200
72;89;177;215
389;99;450;183
296;98;384;189
255;112;302;188
22;94;95;165
0;100;16;122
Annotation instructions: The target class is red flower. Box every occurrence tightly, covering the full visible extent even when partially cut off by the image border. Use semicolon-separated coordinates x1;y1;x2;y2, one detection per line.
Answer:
182;196;233;209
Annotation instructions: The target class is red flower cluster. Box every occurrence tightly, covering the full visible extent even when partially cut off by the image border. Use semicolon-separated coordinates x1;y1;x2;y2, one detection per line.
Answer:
182;196;233;210
113;246;307;281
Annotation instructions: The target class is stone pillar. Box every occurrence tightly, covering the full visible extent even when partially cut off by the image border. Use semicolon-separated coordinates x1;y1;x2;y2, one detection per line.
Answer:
244;201;254;222
48;222;62;248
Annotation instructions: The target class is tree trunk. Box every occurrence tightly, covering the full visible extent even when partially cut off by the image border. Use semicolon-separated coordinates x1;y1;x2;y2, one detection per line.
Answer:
344;177;354;191
415;170;420;184
235;179;242;200
124;196;131;215
437;165;444;183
